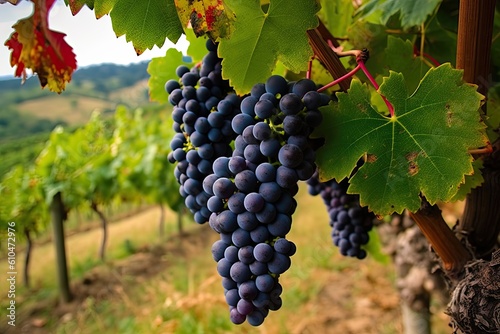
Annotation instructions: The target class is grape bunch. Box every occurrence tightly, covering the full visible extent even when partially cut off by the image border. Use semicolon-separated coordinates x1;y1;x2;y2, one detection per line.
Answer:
307;172;374;259
206;75;331;325
167;40;240;223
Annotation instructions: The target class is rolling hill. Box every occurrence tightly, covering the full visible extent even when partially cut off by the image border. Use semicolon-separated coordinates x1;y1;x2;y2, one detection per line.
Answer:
0;61;155;140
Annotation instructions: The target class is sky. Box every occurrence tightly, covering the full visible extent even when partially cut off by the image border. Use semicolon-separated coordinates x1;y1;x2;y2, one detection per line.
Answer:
0;0;187;77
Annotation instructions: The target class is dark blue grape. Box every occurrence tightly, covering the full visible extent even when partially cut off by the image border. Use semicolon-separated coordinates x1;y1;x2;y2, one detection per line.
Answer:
252;122;272;141
212;240;229;261
250;225;270;243
224;245;239;263
255;99;276;119
225;288;240;306
253;243;274;262
276;166;299;189
251;83;266;98
181;72;199;87
244;193;265;213
256;274;275;293
259;182;282;203
232;113;255;134
175;65;190;78
260;138;281;158
279;93;303;115
230;261;252;283
232;228;252;247
165;79;180;94
267;253;291;274
234;170;259;193
265;75;288;96
237;212;259;231
241;96;258;116
227;192;246;214
278;144;303;168
213;177;235;199
292;79;317;98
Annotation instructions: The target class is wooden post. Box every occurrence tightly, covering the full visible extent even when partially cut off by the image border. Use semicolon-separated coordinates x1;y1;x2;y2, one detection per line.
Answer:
50;192;72;303
455;0;500;259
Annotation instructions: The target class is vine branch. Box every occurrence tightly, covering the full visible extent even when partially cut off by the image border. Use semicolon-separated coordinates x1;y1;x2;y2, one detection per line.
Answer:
408;199;471;277
307;27;351;92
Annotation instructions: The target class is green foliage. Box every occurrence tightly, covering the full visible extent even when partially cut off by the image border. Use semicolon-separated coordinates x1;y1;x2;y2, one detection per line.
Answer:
218;0;320;94
318;0;355;38
36;126;84;205
449;159;484;202
110;0;183;54
423;5;458;66
110;106;181;210
186;29;212;63
315;65;487;215
487;84;500;142
357;0;442;30
148;49;192;104
64;0;117;18
0;133;50;177
0;165;48;240
383;36;431;92
174;0;235;39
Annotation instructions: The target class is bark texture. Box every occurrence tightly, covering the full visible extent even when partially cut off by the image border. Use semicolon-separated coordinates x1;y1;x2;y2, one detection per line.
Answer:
447;249;500;333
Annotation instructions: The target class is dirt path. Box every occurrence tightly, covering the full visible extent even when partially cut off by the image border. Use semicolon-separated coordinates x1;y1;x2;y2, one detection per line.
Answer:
0;206;176;291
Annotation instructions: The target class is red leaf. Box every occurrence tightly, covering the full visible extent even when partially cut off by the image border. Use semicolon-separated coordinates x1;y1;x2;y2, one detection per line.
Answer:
4;0;77;93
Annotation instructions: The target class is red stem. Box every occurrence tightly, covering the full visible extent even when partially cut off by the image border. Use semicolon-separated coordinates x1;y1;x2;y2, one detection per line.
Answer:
422;52;440;67
317;64;361;93
306;58;313;80
358;60;395;117
413;46;441;67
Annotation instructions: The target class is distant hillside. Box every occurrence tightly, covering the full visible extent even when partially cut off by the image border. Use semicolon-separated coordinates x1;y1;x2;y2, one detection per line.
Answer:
0;62;155;140
0;61;150;102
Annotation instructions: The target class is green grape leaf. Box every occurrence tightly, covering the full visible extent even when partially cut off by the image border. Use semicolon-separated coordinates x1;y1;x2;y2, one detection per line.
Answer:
449;159;484;202
315;64;488;215
65;0;117;18
185;28;210;63
174;0;235;39
486;84;500;142
319;0;355;38
357;0;441;30
110;0;183;55
365;229;391;264
147;48;192;103
94;0;117;17
424;8;458;66
384;36;431;93
219;0;320;94
65;0;94;15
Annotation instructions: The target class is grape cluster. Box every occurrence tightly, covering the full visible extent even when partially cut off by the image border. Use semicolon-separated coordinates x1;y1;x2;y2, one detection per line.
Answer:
307;172;373;259
167;40;239;223
207;75;331;325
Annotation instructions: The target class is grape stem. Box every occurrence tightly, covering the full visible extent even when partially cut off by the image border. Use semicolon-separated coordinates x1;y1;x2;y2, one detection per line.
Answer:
317;64;361;92
468;143;493;155
413;45;441;67
357;59;395;117
306;58;313;80
318;45;396;117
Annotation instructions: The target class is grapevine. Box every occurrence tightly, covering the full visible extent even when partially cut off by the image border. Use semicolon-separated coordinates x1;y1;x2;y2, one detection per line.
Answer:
2;0;500;333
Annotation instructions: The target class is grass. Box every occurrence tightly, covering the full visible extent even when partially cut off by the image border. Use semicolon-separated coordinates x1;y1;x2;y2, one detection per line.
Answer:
16;95;116;125
1;185;455;334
